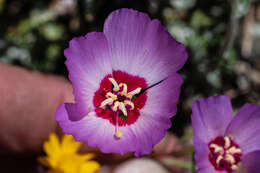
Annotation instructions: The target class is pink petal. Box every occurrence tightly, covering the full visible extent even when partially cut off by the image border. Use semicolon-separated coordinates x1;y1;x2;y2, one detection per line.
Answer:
130;73;182;156
191;96;233;143
225;104;260;154
242;151;260;172
64;32;112;116
104;8;188;86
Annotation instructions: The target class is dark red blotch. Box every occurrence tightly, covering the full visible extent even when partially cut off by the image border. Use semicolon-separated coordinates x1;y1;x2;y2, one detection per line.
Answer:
93;70;147;126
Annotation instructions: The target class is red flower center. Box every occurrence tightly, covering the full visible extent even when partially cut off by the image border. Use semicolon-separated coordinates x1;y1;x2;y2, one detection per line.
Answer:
208;136;242;172
93;70;147;138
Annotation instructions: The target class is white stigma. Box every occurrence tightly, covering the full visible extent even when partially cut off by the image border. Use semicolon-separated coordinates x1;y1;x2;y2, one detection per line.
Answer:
224;136;231;149
100;98;114;108
106;92;118;100
109;78;120;91
227;146;242;155
119;102;127;116
216;155;223;164
128;87;141;98
209;144;224;154
225;154;235;164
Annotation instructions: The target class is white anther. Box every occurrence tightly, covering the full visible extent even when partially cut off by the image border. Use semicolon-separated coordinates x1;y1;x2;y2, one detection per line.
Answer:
209;144;224;154
106;92;118;100
109;78;120;91
119;83;128;94
128;87;141;98
119;102;127;116
112;101;120;112
227;146;242;155
224;136;231;149
100;98;114;108
225;154;235;164
124;100;134;110
216;155;223;164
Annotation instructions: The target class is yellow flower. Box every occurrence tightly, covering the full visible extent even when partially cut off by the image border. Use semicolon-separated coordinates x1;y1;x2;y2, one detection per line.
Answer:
38;133;100;173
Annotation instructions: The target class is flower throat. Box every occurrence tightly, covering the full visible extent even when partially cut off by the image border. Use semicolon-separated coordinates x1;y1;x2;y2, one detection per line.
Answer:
208;136;242;172
93;71;147;139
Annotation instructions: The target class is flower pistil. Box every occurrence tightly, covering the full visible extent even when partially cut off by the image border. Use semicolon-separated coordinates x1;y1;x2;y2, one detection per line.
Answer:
208;136;242;172
99;77;142;138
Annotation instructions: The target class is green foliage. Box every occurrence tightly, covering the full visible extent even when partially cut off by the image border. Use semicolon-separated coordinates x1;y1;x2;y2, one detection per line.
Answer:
235;0;250;18
17;10;55;35
170;0;196;11
190;10;213;30
41;24;65;41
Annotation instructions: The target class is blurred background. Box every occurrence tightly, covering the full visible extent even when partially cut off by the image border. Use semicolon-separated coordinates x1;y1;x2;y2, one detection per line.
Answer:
0;0;260;172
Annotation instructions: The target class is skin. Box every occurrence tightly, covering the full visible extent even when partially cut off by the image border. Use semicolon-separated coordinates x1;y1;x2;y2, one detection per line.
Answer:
0;63;74;154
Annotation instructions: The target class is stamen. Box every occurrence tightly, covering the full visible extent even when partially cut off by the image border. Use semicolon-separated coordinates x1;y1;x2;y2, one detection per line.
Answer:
119;83;128;95
227;146;242;155
225;154;235;164
128;87;141;98
224;136;231;149
106;92;118;100
231;165;238;170
112;101;120;112
119;103;127;116
216;155;223;164
109;78;120;91
210;144;224;154
124;100;134;110
100;98;114;108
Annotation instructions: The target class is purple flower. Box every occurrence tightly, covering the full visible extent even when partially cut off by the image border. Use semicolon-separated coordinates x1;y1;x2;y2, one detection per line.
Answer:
55;9;188;156
191;96;260;173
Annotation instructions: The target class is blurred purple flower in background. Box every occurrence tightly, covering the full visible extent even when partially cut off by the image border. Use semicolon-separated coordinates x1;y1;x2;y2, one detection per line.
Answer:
191;96;260;173
55;8;188;156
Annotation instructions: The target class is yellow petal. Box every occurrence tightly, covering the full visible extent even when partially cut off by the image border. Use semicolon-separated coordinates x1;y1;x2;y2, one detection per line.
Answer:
79;161;100;173
81;153;95;161
44;133;61;156
57;154;85;173
61;134;82;154
39;133;100;173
